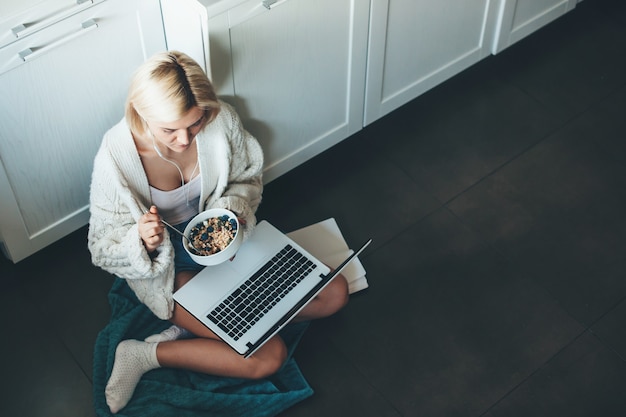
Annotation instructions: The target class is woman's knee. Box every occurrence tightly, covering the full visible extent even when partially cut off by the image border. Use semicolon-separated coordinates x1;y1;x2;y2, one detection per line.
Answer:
249;337;288;379
327;276;350;313
174;270;199;291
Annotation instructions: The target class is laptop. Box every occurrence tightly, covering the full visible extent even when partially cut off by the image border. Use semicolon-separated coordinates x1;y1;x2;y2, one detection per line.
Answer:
173;220;371;358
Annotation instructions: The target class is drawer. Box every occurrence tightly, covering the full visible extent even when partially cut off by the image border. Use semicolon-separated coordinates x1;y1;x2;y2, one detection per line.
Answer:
0;0;105;49
0;0;108;76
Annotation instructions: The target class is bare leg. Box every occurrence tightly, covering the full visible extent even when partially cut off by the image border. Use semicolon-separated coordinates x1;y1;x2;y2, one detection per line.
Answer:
105;270;288;414
156;335;287;379
107;334;286;414
159;270;349;374
293;273;350;322
158;270;288;377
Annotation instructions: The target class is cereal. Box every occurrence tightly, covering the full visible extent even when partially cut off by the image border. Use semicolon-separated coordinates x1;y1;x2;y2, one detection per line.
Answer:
188;214;238;256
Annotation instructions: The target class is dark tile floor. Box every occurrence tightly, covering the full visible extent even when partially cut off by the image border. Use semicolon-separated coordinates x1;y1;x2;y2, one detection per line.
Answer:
2;1;626;415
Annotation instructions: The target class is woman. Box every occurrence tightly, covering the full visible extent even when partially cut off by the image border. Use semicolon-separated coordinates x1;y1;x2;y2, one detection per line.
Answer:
88;51;349;414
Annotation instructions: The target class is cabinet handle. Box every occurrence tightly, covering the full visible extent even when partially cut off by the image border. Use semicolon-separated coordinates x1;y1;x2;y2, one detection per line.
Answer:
11;24;27;37
262;0;278;9
11;0;95;39
18;19;98;62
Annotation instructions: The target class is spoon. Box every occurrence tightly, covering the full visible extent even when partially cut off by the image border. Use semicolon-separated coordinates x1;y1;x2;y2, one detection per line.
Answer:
160;217;201;253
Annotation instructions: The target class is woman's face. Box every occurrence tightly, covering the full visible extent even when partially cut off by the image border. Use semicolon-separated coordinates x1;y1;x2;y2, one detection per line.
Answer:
146;106;206;153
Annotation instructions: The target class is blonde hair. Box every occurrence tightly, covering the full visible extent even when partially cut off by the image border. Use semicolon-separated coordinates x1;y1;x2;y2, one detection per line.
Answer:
125;51;221;138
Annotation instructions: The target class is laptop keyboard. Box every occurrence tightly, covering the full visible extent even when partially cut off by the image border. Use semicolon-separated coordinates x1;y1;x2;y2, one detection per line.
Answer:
206;244;316;340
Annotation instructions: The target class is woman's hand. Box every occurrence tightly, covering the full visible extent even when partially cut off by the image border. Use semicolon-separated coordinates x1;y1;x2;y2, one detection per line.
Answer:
139;205;165;253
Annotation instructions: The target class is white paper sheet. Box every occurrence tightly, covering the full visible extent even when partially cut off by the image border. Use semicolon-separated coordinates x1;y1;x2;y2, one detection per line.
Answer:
287;218;368;294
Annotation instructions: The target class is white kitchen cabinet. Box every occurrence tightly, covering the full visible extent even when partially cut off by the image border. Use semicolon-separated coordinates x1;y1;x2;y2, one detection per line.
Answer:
161;0;370;182
0;0;107;50
0;0;165;262
1;0;578;262
492;0;577;53
364;0;500;125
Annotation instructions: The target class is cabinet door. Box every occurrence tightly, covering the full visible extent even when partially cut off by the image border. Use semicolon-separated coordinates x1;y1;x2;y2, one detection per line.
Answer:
364;0;499;125
492;0;577;53
0;0;165;262
204;0;370;182
0;0;106;49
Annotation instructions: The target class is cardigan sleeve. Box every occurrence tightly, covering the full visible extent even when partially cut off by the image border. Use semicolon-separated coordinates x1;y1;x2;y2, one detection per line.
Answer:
207;103;264;238
87;137;173;277
87;136;175;319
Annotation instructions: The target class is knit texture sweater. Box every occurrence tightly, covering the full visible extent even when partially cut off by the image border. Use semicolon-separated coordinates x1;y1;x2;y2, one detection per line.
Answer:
88;101;264;319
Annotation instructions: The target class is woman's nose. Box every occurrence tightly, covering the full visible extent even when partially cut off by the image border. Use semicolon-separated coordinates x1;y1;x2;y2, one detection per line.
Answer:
177;129;191;145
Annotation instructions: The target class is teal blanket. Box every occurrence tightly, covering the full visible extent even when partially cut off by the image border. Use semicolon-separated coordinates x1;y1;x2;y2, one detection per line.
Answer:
93;279;313;417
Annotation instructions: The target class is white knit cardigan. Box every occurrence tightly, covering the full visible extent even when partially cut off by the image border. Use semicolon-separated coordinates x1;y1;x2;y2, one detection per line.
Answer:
88;101;264;319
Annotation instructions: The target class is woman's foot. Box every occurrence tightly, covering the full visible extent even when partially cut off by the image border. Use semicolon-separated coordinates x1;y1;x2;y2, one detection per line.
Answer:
145;325;191;343
105;340;160;413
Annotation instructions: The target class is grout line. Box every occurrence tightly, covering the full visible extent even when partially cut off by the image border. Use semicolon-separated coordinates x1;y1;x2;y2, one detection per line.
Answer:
321;329;406;417
477;326;590;416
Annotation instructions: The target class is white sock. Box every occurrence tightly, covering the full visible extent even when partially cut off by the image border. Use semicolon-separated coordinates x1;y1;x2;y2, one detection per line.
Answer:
145;325;191;343
105;340;160;414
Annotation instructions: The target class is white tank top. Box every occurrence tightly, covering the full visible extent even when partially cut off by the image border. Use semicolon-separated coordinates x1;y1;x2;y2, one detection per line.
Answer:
149;175;201;225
